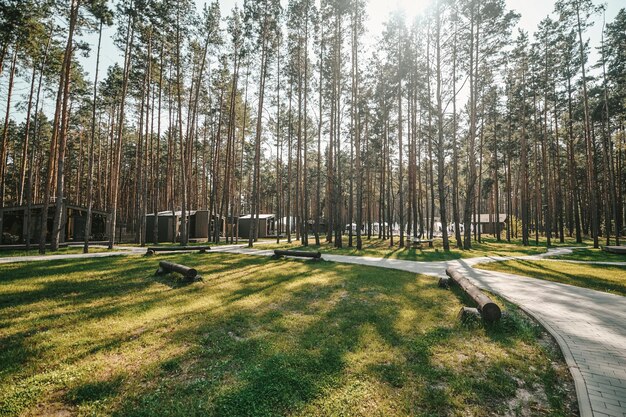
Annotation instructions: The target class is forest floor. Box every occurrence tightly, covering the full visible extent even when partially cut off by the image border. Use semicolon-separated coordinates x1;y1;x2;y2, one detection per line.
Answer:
254;235;592;261
0;252;576;416
475;259;626;296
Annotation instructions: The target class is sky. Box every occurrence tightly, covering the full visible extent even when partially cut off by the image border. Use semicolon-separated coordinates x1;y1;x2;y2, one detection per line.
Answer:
77;0;621;82
3;0;623;121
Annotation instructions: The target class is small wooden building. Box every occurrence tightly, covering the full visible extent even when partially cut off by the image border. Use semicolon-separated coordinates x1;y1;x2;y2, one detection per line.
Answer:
145;210;213;243
238;214;276;239
474;214;507;234
0;201;108;244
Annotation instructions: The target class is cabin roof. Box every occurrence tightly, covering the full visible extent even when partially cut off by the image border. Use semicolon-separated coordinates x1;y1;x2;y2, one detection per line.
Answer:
239;214;274;219
475;214;507;223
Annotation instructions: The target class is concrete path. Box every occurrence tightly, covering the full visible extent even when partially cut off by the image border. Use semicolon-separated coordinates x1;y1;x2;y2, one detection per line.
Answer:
452;260;626;417
0;247;139;264
1;245;625;416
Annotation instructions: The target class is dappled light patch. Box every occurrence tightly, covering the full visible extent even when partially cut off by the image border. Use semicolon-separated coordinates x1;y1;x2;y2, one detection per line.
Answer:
476;259;626;296
0;253;576;416
254;236;554;262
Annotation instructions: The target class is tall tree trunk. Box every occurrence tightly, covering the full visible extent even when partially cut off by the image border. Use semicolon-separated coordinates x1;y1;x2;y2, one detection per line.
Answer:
352;5;362;250
25;33;51;249
108;9;135;249
249;34;269;247
575;3;598;248
18;64;38;206
463;5;479;249
51;0;81;251
451;17;462;248
83;20;103;253
315;24;323;246
0;47;17;240
435;0;449;251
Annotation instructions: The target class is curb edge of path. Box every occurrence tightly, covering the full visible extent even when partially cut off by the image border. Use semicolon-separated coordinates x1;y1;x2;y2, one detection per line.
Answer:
479;288;592;417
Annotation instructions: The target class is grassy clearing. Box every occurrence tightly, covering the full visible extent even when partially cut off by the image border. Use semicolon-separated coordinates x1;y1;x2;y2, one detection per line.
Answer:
254;236;553;261
547;247;626;263
476;260;626;296
0;246;111;258
0;253;576;416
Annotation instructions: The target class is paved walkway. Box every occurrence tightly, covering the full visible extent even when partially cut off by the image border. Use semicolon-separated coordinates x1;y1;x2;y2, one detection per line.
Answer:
0;247;138;264
1;245;625;416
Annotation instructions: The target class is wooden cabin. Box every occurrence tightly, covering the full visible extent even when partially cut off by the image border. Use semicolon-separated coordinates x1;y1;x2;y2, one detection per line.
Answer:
0;201;108;244
238;214;276;239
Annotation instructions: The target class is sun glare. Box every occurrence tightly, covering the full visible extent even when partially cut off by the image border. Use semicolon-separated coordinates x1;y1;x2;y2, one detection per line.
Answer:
367;0;429;20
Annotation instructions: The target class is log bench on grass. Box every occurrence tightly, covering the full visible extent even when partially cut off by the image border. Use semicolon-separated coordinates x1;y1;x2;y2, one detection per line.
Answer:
155;261;201;281
444;267;502;323
411;238;434;248
145;245;211;256
603;246;626;255
272;249;322;260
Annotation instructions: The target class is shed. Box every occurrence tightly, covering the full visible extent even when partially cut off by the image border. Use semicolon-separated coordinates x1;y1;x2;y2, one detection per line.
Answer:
474;214;507;234
145;210;211;243
238;214;276;239
0;201;108;244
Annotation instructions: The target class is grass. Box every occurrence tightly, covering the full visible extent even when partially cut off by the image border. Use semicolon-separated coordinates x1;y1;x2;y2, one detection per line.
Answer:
547;247;626;263
0;253;576;416
254;235;556;262
475;260;626;296
118;240;236;247
0;246;111;257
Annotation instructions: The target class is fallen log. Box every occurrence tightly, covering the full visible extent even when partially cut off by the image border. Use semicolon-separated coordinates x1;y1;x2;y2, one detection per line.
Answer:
438;277;450;288
411;238;434;248
446;267;502;323
273;249;322;259
458;306;482;322
146;245;211;256
603;246;626;255
156;261;199;281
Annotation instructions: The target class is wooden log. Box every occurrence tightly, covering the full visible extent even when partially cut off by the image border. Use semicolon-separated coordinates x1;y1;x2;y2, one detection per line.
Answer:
458;306;482;321
411;239;434;248
446;267;502;323
273;249;322;259
157;261;198;280
603;246;626;254
438;277;450;288
147;245;211;252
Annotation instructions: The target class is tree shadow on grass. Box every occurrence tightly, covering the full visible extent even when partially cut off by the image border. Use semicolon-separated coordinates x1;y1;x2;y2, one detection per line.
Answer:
109;259;524;416
111;262;413;416
1;254;575;416
489;259;626;296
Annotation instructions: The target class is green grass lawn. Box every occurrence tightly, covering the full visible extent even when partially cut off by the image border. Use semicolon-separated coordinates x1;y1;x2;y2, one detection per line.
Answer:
475;260;626;296
547;247;626;263
254;236;552;261
0;246;111;258
0;254;576;416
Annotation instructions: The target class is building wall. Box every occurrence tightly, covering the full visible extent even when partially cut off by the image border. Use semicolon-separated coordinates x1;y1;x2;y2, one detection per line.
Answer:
238;218;270;238
145;215;177;243
480;222;506;235
194;210;209;238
